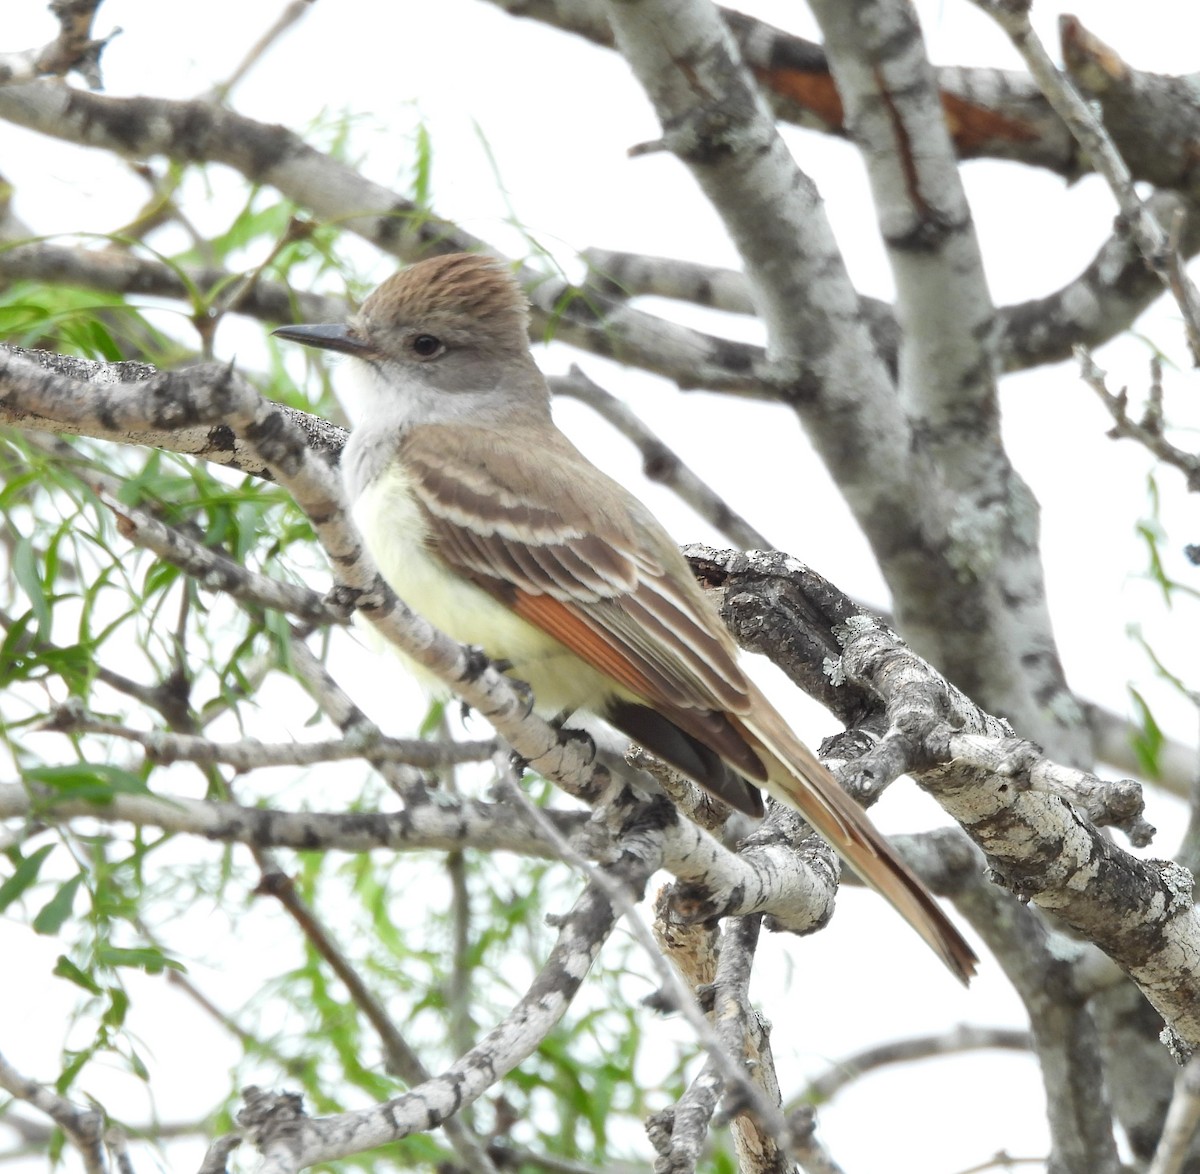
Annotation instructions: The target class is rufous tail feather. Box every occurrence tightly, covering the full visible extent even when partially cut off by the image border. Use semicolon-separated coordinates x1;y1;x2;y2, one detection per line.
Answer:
732;689;978;984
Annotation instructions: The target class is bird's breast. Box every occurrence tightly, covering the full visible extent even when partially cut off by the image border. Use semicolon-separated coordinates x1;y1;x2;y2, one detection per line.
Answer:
350;464;620;714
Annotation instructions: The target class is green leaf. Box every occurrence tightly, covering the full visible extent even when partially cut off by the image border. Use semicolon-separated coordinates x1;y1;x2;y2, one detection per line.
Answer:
56;1048;92;1094
38;642;94;696
103;986;130;1029
418;697;447;738
126;1044;150;1082
208;195;293;264
1136;520;1172;606
12;535;51;640
33;873;84;934
63;316;123;362
0;610;35;685
0;281;174;360
0;303;48;334
53;955;103;995
26;762;151;803
1128;687;1165;779
96;945;184;974
412;123;433;209
0;843;56;912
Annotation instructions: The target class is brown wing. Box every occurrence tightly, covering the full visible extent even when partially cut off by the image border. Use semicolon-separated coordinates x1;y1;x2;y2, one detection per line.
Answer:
399;422;770;793
401;422;754;717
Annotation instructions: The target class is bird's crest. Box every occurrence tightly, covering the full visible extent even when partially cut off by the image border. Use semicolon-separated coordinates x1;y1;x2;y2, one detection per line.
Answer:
360;253;531;352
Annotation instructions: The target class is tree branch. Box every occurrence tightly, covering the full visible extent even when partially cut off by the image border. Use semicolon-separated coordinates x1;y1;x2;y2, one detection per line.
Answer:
1148;1055;1200;1174
0;83;769;394
549;366;773;551
0;239;347;328
480;0;1076;174
690;546;1200;1056
250;849;499;1174
998;190;1200;372
1076;350;1200;492
0;1051;107;1174
42;702;497;771
799;1024;1033;1103
0;345;345;478
232;841;653;1169
971;3;1200;364
496;756;808;1168
103;492;351;624
0;780;593;859
0;0;113;90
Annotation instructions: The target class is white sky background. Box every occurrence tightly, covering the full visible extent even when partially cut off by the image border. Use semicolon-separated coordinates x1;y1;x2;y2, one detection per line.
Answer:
1;1;1199;1172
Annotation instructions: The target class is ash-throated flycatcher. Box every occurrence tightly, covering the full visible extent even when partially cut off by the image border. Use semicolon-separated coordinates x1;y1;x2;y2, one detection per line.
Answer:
275;252;977;983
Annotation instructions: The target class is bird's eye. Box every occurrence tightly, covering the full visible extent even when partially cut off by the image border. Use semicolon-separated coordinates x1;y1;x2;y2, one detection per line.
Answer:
411;334;443;357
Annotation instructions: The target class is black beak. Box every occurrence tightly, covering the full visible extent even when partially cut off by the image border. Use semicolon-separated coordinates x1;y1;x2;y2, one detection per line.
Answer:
272;322;373;356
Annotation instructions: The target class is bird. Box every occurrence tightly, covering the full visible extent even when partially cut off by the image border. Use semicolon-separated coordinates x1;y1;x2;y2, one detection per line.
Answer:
273;252;978;983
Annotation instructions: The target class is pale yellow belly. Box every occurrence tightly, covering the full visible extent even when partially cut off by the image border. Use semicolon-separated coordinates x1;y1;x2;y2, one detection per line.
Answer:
353;467;619;715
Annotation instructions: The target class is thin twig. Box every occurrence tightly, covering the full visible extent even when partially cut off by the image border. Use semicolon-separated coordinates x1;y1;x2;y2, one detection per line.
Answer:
42;703;496;771
285;633;435;802
971;1;1200;363
106;492;349;624
0;605;173;719
799;1024;1033;1103
1148;1054;1200;1174
438;710;479;1071
209;1;317;103
550;366;772;551
1075;349;1200;491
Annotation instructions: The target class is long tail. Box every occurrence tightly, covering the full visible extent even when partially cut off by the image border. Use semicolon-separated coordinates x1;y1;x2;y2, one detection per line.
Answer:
732;689;978;984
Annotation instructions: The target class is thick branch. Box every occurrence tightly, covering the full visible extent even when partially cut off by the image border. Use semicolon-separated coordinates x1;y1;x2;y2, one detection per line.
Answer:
585;215;1200;379
839;618;1200;1055
690;547;1200;1053
1059;19;1200;200
1148;1056;1200;1174
952;871;1124;1172
482;0;1076;173
999;191;1200;372
0;345;345;478
599;0;1079;759
810;0;998;451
